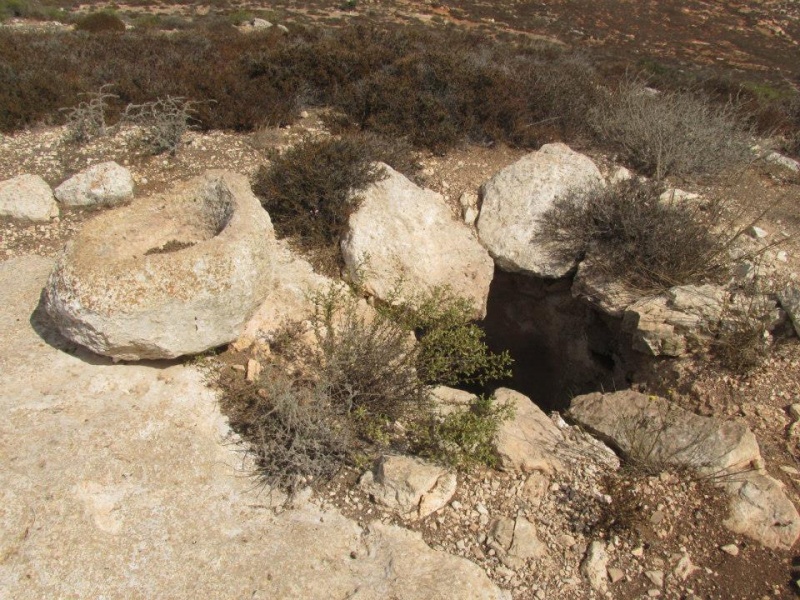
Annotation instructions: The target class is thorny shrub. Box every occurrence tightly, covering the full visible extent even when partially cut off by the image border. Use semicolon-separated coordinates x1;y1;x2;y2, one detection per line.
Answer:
589;78;754;179
61;84;117;143
538;179;740;292
122;96;201;155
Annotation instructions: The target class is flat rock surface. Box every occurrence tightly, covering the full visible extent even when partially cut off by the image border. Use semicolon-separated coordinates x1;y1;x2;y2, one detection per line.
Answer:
0;255;507;600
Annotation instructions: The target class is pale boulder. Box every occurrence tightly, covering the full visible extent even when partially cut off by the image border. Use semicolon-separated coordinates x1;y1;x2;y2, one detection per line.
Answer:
55;161;134;207
44;171;274;360
360;454;457;520
477;143;604;278
341;164;494;318
0;174;59;221
494;388;564;474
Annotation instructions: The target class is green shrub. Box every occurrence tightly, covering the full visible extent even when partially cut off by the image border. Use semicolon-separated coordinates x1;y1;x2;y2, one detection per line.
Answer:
386;286;513;387
75;11;126;33
252;135;390;252
412;394;514;468
538;179;734;291
589;78;753;179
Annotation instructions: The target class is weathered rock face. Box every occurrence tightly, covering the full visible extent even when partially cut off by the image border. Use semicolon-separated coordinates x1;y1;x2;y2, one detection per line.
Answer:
341;164;494;318
569;391;761;476
44;171;275;360
494;388;565;474
569;391;800;549
0;173;59;222
54;161;134;207
1;255;509;600
477;143;604;278
360;454;457;520
621;284;727;357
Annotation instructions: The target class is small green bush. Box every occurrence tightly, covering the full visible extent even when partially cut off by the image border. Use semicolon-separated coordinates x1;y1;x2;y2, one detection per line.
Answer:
75;11;126;33
253;134;408;253
412;394;514;468
590;78;753;179
386;286;513;387
538;179;734;291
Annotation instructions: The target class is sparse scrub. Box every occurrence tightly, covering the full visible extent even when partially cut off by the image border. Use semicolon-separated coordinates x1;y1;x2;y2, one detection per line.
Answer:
589;78;753;179
538;179;737;291
61;85;117;143
122;96;200;155
0;0;66;22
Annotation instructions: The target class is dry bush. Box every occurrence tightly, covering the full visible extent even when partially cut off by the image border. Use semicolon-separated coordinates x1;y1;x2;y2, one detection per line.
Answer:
122;96;200;155
309;286;427;426
252;133;417;255
217;363;352;492
61;85;117;143
75;12;126;33
590;78;754;179
539;179;737;292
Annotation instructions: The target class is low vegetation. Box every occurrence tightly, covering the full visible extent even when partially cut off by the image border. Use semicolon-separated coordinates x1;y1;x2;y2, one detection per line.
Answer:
538;179;741;292
589;78;754;179
215;285;513;492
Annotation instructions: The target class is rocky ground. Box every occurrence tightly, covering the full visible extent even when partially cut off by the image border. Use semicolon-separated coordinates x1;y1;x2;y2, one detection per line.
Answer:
2;2;800;598
2;111;799;598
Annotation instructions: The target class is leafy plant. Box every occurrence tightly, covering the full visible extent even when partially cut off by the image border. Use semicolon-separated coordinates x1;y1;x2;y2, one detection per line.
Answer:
412;394;514;468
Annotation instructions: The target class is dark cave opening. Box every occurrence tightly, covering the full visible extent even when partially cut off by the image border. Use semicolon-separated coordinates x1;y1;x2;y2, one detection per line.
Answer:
478;268;631;413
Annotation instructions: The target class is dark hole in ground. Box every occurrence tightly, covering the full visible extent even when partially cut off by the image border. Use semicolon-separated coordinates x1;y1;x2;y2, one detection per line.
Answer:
477;268;630;412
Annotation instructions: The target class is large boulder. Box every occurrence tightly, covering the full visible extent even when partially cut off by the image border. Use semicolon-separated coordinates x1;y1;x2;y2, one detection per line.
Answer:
569;391;800;549
44;171;274;360
341;164;494;318
54;161;134;207
477;143;603;278
0;174;59;222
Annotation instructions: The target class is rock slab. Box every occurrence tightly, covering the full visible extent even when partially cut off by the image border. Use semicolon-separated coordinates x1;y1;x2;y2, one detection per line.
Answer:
44;170;275;360
1;255;508;600
0;174;59;221
477;143;603;278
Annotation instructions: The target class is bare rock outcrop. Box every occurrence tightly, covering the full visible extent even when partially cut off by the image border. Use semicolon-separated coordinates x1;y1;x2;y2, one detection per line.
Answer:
44;170;274;360
341;164;494;318
477;143;604;278
1;255;508;600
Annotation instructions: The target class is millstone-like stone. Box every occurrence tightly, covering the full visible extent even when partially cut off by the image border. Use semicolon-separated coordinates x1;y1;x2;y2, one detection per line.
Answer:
44;171;275;360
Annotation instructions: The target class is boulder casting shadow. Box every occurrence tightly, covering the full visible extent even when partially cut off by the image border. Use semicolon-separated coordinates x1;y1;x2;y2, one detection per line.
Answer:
43;171;275;361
